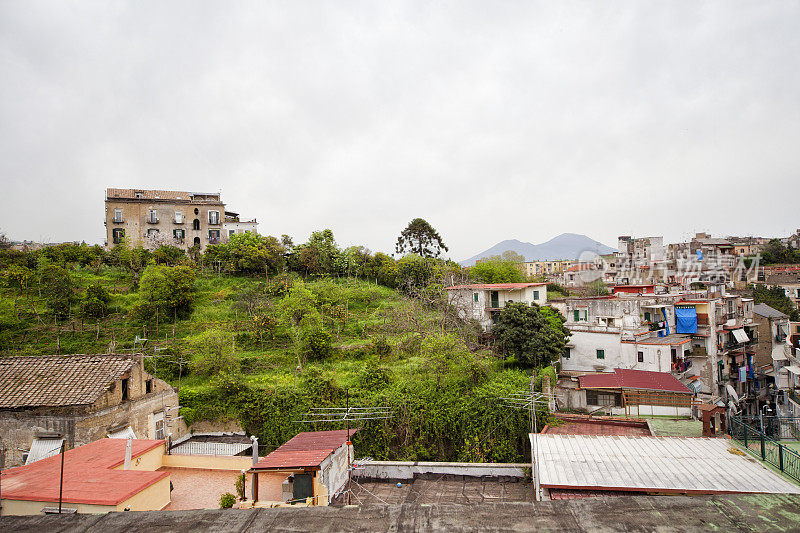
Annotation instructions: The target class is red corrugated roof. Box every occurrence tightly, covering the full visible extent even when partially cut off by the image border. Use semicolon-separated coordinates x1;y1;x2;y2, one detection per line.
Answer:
0;439;167;506
579;369;692;394
445;282;547;290
251;430;354;471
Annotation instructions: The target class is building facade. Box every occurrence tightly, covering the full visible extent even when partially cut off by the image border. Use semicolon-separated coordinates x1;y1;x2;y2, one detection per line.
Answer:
105;188;226;252
223;211;259;238
0;354;182;467
446;282;548;330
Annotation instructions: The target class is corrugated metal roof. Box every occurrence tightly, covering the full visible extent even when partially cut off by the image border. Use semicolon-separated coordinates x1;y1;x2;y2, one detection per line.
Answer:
25;437;64;465
533;434;800;494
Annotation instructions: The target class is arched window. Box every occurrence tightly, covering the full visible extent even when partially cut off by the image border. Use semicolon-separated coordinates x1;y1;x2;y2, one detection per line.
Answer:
193;236;201;246
193;219;200;230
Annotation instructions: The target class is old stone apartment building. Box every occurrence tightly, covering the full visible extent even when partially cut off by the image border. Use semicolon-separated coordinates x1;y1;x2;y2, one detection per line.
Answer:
104;188;227;251
0;354;182;467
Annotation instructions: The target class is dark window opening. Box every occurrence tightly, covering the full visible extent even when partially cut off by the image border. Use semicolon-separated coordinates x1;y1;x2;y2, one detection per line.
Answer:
596;349;605;359
193;219;200;230
637;351;644;363
145;379;153;394
193;236;201;246
194;207;199;215
121;378;129;401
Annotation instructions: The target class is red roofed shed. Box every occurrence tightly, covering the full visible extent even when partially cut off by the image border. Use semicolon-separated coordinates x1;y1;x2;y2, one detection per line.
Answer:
579;369;694;418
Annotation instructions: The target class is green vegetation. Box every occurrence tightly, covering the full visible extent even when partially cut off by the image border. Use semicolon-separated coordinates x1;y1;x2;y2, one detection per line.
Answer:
0;230;569;463
752;284;800;321
219;492;236;508
761;239;800;265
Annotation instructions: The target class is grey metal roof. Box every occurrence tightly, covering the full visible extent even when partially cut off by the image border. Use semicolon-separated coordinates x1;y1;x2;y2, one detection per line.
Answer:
533;434;800;494
25;437;64;465
754;303;789;319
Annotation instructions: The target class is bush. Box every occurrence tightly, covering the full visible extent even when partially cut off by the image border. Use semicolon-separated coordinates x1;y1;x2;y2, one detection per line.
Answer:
82;282;111;318
138;264;197;319
300;326;332;361
188;329;239;376
235;473;245;499
219;492;236;508
370;337;392;357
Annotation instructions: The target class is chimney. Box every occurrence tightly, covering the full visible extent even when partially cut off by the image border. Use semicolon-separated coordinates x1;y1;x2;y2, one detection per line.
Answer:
123;436;132;470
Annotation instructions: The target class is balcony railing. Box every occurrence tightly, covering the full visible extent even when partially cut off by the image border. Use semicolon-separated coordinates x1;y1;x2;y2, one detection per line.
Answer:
147;217;159;224
112;217;124;224
208;237;220;244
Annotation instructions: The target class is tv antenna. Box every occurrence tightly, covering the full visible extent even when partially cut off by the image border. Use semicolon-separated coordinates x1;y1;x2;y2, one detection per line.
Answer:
501;375;556;503
296;389;392;505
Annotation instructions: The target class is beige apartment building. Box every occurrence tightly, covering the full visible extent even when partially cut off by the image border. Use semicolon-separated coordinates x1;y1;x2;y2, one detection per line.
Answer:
105;188;226;251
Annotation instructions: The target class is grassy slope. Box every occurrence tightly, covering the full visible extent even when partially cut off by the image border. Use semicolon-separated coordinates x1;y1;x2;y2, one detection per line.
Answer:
0;268;535;462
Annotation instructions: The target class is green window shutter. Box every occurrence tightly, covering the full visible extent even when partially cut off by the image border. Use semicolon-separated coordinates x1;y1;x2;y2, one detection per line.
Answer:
534;290;539;299
574;310;579;321
644;312;651;322
564;348;570;359
597;349;605;359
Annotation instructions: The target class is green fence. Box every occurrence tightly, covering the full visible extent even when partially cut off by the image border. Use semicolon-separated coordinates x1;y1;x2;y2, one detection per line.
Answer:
730;417;800;484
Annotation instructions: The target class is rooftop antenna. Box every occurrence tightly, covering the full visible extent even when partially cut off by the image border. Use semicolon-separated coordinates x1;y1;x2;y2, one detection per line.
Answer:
296;389;392;505
501;374;556;503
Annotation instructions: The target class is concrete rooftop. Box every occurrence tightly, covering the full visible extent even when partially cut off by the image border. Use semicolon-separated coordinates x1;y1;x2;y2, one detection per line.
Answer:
4;495;800;532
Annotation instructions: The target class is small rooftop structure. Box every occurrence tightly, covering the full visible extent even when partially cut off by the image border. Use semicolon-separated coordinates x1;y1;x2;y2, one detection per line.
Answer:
534;434;800;495
541;414;651;436
252;429;354;471
1;439;169;513
169;432;252;456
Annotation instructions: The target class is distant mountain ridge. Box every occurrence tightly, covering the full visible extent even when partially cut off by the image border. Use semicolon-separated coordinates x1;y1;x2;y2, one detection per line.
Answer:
460;233;616;266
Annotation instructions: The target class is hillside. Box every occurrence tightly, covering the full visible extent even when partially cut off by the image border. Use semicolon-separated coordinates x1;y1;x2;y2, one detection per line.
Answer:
460;233;615;266
0;262;540;463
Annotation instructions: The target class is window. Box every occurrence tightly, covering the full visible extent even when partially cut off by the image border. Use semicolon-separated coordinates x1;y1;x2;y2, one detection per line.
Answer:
193;218;200;230
112;228;125;244
644;311;651;322
637;351;644;363
121;378;129;401
194;208;199;215
208;210;220;225
574;310;579;321
174;211;183;223
153;411;165;440
147;228;159;237
229;229;236;237
564;348;571;359
596;349;605;359
473;293;479;302
173;229;185;240
134;191;143;198
208;229;220;243
533;290;540;300
145;379;153;394
113;208;123;222
586;391;621;407
148;209;158;223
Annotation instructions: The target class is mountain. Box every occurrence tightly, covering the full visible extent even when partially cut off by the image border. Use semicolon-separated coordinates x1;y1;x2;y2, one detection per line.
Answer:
459;233;616;266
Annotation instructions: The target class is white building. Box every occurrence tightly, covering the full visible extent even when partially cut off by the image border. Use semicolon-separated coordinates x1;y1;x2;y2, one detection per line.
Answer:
223;211;258;238
445;282;548;330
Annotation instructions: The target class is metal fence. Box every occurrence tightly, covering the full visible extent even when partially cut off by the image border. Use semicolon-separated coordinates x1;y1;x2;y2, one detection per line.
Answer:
737;416;800;441
730;417;800;484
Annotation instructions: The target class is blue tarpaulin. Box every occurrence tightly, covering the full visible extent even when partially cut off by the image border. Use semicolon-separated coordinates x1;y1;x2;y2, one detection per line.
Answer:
675;307;697;334
662;308;671;336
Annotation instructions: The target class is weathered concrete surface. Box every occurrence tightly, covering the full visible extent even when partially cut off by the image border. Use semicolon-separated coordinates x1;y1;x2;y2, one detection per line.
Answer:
4;494;800;532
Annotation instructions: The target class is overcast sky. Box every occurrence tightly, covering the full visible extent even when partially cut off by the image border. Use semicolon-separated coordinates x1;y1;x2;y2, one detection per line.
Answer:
1;1;798;261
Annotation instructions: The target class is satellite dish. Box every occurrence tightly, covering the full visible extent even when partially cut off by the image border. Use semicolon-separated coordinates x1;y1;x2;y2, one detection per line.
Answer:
726;384;740;404
727;400;739;416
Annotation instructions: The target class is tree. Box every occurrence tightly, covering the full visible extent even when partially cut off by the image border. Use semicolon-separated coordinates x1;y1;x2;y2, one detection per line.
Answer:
82;282;111;318
492;303;571;368
152;245;186;266
753;284;800;321
39;264;75;319
187;329;239;376
205;233;286;275
395;218;448;258
471;258;524;284
290;229;340;276
137;264;197;319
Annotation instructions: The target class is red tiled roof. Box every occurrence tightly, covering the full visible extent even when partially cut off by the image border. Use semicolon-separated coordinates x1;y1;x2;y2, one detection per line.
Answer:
251;430;354;471
0;439;167;506
565;264;595;272
445;282;547;291
579;369;692;394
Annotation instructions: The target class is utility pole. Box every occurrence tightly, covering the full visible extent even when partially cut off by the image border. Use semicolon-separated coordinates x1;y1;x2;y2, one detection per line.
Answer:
58;440;66;513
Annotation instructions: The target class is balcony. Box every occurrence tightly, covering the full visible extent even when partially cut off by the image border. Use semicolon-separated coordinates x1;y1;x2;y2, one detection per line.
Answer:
208;237;220;245
146;217;159;224
111;217;124;224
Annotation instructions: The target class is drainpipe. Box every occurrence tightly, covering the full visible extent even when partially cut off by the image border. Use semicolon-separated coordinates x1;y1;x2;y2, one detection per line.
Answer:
251;436;259;501
123;436;132;470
